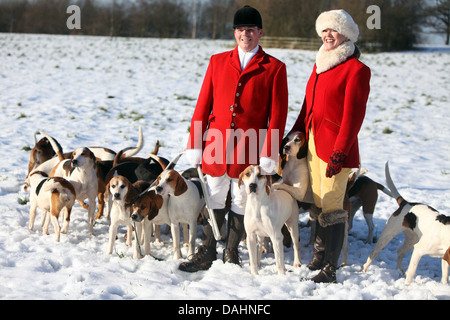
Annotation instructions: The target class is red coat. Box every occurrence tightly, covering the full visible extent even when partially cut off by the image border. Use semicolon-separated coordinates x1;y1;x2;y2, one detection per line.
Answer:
187;46;288;178
291;55;371;168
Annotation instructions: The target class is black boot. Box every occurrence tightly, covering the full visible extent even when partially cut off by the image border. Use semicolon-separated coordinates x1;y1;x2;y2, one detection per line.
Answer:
307;221;326;271
178;245;217;272
223;247;240;265
178;208;227;273
201;208;227;248
311;222;346;283
223;211;244;265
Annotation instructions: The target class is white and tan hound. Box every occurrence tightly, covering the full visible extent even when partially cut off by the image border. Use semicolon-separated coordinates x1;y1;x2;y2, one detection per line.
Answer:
104;175;149;258
362;162;450;285
41;132;99;235
239;165;301;275
131;188;168;258
154;169;205;260
26;171;76;242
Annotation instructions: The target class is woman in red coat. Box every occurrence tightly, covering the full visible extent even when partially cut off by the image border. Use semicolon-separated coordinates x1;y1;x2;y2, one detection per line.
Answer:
180;6;289;272
288;9;371;283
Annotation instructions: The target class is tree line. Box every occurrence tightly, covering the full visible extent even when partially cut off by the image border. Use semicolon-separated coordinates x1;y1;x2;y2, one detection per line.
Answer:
0;0;449;51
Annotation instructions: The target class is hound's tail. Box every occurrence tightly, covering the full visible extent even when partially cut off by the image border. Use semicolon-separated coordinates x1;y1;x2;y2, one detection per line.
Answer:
42;179;76;205
122;126;144;158
385;161;404;205
376;182;394;198
40;131;65;161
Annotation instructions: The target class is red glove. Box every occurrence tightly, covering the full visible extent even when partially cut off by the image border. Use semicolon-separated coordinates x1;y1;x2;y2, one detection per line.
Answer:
326;150;346;178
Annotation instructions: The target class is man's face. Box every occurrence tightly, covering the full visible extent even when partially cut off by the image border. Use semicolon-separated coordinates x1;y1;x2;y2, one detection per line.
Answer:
234;26;263;52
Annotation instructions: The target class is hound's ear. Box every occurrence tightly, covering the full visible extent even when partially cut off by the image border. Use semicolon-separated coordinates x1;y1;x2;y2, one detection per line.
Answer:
280;135;289;155
148;202;159;220
297;132;307;159
90;149;97;163
154;194;163;210
89;149;97;170
174;175;188;196
147;193;162;220
104;181;111;199
279;154;287;173
238;171;244;188
63;159;73;175
265;175;272;195
125;181;137;205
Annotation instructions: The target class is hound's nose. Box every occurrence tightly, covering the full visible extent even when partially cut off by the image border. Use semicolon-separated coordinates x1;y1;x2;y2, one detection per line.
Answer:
249;183;257;193
131;213;141;222
283;145;290;153
72;159;78;166
113;193;120;199
155;186;163;193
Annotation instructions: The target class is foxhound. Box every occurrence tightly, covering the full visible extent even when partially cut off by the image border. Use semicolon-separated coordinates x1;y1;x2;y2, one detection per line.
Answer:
27;133;61;176
104;175;149;258
154;169;205;260
26;127;143;219
26;171;76;242
41;132;99;235
131;188;168;258
239;165;301;275
272;131;317;247
362;162;450;285
274;131;313;204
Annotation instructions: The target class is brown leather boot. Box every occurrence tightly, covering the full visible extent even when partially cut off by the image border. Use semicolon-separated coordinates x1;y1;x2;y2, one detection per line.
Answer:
223;247;241;265
307;221;326;271
311;222;346;283
178;245;217;272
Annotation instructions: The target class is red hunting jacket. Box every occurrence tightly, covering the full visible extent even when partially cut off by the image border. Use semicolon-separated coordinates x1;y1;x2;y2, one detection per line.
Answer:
291;55;371;168
187;46;288;178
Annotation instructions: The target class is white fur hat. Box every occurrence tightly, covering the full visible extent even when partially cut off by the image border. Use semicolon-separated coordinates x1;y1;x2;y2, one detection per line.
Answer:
315;9;359;43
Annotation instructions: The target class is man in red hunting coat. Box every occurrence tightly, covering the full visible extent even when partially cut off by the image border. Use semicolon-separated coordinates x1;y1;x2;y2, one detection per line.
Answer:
180;5;289;272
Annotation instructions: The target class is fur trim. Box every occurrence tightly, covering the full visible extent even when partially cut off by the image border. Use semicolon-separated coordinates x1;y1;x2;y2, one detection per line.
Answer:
316;41;354;74
309;205;321;221
316;9;359;43
318;209;348;227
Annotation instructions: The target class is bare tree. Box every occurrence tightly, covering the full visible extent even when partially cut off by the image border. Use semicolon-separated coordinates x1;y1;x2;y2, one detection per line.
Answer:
0;0;28;32
426;0;450;44
198;0;238;39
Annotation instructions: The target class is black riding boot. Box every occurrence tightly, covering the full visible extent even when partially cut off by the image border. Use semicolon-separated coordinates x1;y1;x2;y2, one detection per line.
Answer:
178;208;227;272
307;221;326;271
223;211;244;265
311;222;346;283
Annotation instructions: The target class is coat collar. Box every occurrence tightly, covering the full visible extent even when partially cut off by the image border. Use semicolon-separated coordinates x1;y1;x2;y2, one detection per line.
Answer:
315;41;355;74
230;45;265;75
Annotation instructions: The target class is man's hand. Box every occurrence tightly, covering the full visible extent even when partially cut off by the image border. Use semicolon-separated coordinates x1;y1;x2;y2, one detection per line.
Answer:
185;148;202;167
260;157;278;174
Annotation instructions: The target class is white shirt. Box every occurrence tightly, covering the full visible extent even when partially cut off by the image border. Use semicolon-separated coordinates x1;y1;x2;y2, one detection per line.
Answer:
238;45;259;70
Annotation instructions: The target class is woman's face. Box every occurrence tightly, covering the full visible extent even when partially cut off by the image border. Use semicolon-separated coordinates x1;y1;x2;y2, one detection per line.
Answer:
321;28;348;51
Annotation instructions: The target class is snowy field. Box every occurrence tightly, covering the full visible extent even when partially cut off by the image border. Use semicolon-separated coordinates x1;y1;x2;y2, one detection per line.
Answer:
0;33;449;301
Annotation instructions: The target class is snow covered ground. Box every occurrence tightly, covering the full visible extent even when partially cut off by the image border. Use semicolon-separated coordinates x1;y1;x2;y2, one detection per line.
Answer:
0;33;449;300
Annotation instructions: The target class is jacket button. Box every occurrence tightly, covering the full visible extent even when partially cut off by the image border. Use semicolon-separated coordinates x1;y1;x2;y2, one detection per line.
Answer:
236;93;240;97
229;105;234;111
231;123;235;127
238;82;242;86
232;113;236;117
